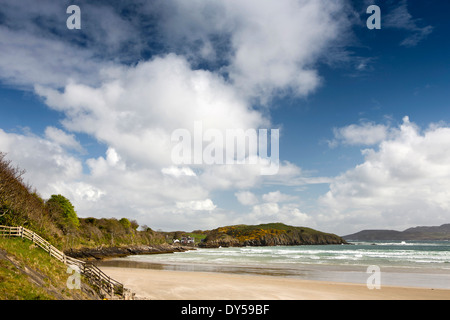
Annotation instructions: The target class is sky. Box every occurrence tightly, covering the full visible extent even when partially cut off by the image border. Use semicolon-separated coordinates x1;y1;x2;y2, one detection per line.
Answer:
0;0;449;235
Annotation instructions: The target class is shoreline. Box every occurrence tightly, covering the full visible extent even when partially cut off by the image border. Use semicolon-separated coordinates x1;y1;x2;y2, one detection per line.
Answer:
98;266;450;300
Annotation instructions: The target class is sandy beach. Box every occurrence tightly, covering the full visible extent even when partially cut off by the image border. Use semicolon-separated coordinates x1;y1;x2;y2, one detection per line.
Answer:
99;266;450;300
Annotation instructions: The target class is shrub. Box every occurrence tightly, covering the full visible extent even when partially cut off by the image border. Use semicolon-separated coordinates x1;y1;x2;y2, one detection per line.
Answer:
119;218;131;229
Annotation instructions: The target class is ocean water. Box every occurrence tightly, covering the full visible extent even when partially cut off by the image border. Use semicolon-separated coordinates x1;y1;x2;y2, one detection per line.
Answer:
103;241;450;289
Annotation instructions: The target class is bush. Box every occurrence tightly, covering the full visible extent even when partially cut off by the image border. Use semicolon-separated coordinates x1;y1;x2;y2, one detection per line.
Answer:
119;218;131;229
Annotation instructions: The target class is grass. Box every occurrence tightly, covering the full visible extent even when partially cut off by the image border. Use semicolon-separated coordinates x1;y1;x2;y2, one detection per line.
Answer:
186;232;207;243
0;237;57;299
0;237;95;300
0;257;53;300
218;223;336;236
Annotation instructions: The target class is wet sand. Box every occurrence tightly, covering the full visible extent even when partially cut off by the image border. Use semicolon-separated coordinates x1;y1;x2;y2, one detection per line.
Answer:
99;266;450;300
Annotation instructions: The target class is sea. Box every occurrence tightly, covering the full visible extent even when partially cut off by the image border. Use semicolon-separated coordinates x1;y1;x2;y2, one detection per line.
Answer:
99;240;450;290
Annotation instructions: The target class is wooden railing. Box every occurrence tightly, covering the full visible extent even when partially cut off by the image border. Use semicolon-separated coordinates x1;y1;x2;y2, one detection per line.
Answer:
0;225;134;300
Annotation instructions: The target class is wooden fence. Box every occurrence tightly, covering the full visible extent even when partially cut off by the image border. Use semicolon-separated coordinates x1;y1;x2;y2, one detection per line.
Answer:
0;225;134;300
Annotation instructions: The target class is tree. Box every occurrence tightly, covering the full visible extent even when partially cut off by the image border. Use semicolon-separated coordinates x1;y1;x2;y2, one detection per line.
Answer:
119;218;131;229
46;194;80;230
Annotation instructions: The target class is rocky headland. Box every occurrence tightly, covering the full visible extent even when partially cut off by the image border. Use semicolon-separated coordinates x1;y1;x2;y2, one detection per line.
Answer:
199;223;347;248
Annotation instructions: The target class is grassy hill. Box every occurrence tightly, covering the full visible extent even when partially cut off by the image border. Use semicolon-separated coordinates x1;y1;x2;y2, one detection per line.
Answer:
200;223;347;247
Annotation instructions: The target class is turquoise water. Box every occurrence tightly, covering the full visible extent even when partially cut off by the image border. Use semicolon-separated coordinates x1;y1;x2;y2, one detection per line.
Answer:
121;241;450;269
106;241;450;289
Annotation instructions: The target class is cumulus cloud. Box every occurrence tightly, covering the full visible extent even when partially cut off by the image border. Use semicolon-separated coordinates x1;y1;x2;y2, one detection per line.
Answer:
235;191;259;206
329;122;390;147
246;203;310;226
0;128;84;195
233;189;308;227
158;0;352;102
320;116;450;233
161;166;197;178
176;199;217;211
36;54;268;169
262;191;298;203
44;127;85;154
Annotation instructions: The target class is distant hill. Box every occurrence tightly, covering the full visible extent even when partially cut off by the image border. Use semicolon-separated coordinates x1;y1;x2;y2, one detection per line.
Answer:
200;223;348;248
343;224;450;241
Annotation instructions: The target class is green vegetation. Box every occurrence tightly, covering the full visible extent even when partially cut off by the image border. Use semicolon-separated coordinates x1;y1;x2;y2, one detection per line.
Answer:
0;237;97;300
162;230;208;244
218;223;339;240
74;217;164;248
202;223;347;247
186;231;208;243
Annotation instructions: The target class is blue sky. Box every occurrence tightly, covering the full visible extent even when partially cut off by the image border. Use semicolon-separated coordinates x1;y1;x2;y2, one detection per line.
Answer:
0;0;449;235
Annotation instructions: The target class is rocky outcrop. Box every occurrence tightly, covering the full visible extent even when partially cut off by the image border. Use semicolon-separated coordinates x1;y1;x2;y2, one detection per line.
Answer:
65;244;192;260
241;231;346;246
198;233;240;248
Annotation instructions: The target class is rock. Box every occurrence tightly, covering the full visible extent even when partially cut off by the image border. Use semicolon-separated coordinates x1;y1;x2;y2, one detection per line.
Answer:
64;244;193;260
198;233;240;248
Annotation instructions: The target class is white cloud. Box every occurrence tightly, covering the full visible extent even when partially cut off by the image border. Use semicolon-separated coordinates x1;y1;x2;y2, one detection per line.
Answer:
262;191;298;203
235;191;259;206
320;117;450;233
36;54;268;170
0;129;83;196
162;166;197;178
158;0;352;102
176;199;217;211
330;122;390;147
233;189;307;227
51;181;106;203
247;203;310;226
0;26;111;89
105;148;121;166
264;161;331;186
44;127;85;153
